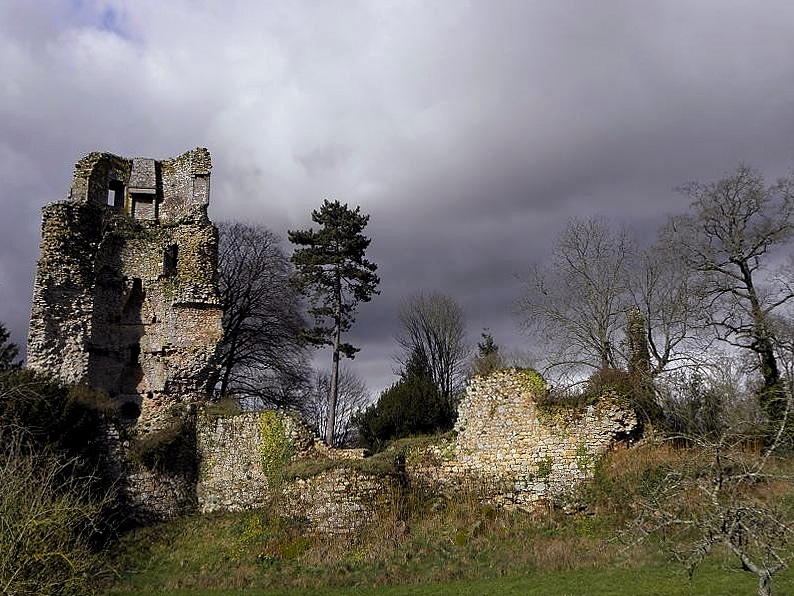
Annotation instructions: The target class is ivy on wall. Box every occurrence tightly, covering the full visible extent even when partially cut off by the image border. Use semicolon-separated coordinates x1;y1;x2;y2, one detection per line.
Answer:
258;411;295;486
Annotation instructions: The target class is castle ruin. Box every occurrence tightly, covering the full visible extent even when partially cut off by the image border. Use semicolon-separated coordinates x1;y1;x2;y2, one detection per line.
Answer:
25;148;639;528
27;148;223;432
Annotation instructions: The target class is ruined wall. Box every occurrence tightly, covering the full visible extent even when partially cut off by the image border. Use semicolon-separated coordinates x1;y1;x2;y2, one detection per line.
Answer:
28;148;223;432
197;411;315;513
194;370;638;531
196;410;394;534
283;468;396;535
407;369;638;509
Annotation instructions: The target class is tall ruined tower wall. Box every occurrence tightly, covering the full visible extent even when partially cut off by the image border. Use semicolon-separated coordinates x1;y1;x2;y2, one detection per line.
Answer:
28;148;223;432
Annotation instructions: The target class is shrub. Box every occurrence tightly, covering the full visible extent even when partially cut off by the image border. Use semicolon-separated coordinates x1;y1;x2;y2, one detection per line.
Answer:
657;373;727;440
0;425;111;595
0;368;114;480
354;374;454;452
584;367;663;426
128;414;197;473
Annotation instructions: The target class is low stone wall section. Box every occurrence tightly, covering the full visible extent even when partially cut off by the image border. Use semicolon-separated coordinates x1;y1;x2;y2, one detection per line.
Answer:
194;369;639;529
196;411;314;513
284;468;398;534
406;369;637;510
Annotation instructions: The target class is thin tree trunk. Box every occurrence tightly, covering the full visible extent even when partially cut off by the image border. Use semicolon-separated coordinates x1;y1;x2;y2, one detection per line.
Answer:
219;340;236;398
325;273;342;446
758;572;772;596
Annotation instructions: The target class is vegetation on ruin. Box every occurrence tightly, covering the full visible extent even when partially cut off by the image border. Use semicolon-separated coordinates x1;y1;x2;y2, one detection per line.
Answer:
354;355;454;453
285;434;454;481
128;410;197;473
258;410;295;485
13;160;794;595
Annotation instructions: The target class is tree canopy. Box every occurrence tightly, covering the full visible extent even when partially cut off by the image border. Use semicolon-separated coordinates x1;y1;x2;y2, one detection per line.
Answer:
0;323;21;371
215;222;309;409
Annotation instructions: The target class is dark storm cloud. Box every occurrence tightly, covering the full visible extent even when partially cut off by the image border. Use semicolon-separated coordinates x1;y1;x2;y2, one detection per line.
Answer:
3;1;794;393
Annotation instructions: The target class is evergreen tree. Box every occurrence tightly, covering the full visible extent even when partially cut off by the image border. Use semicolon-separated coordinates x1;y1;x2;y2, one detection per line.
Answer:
471;329;502;376
288;199;380;445
0;323;21;371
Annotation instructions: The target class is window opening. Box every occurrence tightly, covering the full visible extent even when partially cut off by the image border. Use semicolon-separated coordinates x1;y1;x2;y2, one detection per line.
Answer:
163;244;178;277
107;180;125;209
129;343;141;364
119;401;141;420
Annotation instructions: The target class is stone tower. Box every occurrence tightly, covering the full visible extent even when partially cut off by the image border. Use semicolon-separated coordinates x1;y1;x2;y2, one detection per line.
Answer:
27;148;223;431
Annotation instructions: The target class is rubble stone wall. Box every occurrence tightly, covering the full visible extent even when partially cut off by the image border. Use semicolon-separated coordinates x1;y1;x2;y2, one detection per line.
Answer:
197;411;315;513
28;148;223;433
194;370;638;530
441;369;637;508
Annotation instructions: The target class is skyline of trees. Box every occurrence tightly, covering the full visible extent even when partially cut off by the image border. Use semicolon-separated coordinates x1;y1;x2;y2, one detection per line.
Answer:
6;162;794;444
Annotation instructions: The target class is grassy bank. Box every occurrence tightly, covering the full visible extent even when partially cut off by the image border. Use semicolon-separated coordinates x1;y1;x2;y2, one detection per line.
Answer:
106;443;794;595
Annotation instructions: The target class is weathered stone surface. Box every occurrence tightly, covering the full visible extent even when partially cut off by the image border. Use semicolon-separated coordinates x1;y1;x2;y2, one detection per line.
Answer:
284;468;397;535
27;148;224;522
197;411;315;513
194;370;638;531
408;369;638;510
197;410;395;534
28;148;223;433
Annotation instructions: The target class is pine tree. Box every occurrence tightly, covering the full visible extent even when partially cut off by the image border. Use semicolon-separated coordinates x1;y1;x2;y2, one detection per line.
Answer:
471;330;502;376
0;323;21;371
288;199;380;445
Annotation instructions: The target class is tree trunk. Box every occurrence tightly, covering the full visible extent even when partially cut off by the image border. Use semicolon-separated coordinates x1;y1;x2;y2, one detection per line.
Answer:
757;570;772;596
219;334;237;398
325;273;342;446
738;260;784;422
741;551;775;596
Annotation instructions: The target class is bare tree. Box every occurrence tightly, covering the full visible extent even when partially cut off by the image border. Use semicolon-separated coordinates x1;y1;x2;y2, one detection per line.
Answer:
519;216;634;378
300;366;370;447
216;222;309;408
396;292;470;402
629;373;794;596
632;242;711;375
520;216;719;384
663;164;794;421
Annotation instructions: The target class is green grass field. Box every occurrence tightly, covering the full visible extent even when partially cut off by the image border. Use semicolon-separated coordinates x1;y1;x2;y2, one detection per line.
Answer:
111;564;794;596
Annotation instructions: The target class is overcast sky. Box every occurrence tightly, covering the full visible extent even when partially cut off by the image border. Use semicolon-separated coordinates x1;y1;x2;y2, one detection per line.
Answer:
3;1;794;396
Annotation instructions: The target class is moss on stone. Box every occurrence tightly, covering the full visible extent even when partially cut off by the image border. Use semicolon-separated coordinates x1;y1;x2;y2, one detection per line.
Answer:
537;455;553;478
514;368;548;397
258;411;295;485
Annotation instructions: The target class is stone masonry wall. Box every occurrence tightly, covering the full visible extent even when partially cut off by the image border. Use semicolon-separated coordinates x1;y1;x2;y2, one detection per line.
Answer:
27;148;224;522
195;370;638;531
197;411;315;513
407;369;638;509
196;410;394;534
28;148;223;433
